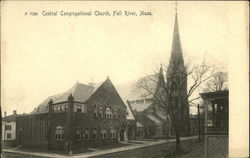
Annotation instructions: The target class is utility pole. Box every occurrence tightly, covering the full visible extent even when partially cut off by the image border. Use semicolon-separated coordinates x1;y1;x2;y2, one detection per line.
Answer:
198;104;201;141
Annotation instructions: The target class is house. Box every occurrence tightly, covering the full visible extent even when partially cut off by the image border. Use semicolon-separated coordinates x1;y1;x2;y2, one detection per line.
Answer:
200;90;229;158
15;77;133;153
2;110;21;148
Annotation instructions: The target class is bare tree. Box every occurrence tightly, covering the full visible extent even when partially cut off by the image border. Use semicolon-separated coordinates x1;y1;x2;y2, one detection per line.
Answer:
204;71;228;92
137;57;216;152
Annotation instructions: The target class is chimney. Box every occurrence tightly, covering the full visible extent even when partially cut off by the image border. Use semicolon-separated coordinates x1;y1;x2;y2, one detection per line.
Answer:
13;110;17;115
4;111;7;117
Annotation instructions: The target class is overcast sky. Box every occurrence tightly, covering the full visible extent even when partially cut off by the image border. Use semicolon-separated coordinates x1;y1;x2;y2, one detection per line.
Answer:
1;1;247;115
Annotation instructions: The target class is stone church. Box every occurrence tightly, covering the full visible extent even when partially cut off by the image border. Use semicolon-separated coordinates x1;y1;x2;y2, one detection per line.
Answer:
15;77;134;153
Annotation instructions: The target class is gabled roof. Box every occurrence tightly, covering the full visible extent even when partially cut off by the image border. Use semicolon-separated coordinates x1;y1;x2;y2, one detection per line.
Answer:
147;114;163;124
31;79;135;120
32;82;103;113
2;114;21;122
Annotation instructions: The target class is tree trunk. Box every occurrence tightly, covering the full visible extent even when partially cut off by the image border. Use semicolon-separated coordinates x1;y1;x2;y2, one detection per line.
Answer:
175;129;182;152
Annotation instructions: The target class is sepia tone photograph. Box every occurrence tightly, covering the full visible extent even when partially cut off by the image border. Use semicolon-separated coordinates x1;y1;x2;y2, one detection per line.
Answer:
1;1;249;158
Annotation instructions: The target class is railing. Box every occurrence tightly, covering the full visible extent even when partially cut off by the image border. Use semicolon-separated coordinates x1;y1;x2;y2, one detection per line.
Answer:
206;126;228;135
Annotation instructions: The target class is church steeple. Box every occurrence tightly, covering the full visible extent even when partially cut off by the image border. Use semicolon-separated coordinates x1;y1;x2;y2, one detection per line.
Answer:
167;12;186;75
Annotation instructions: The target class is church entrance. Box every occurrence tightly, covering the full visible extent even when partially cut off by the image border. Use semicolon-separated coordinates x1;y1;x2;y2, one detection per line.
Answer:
119;130;125;141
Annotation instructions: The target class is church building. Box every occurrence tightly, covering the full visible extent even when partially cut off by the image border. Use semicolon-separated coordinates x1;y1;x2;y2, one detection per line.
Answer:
116;11;190;138
15;77;131;153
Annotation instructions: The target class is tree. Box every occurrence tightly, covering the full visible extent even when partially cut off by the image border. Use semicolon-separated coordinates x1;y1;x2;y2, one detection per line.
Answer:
204;71;228;92
137;57;216;152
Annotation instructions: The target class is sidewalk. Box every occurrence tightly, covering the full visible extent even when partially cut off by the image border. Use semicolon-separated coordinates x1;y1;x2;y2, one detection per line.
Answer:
2;136;197;158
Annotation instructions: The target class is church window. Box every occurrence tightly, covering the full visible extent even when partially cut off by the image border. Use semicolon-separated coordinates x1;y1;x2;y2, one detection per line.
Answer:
62;105;65;111
77;105;82;112
105;107;112;118
113;107;117;118
54;106;57;112
93;129;97;139
76;130;81;140
82;105;87;113
110;128;116;138
101;129;107;139
94;106;98;118
99;107;103;118
83;129;89;140
55;126;64;140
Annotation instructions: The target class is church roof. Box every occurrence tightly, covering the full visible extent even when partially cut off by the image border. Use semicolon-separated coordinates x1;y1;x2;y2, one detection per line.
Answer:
33;83;98;113
147;114;163;124
31;79;135;120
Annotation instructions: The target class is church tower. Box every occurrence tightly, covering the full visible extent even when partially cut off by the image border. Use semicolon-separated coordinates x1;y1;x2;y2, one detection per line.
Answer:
166;10;190;135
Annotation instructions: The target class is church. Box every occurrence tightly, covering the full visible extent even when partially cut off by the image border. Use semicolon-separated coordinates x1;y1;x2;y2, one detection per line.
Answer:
15;77;135;153
116;12;190;138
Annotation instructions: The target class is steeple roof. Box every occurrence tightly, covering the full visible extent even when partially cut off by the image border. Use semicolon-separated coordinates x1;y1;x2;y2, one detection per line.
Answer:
167;13;186;75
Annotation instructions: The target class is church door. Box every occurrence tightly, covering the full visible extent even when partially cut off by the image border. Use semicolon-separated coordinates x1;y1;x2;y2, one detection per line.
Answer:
120;130;124;141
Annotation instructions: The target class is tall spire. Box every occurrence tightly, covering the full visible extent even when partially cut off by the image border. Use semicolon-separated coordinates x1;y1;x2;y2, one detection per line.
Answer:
167;9;186;74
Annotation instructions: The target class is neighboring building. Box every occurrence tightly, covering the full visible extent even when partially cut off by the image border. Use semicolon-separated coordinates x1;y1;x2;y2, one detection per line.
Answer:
2;110;20;148
116;67;170;139
16;77;131;153
200;90;229;158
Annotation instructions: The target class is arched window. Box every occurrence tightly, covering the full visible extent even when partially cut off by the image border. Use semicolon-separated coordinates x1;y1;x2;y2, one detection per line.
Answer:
55;126;64;140
113;107;117;118
99;107;103;118
105;107;112;118
94;105;98;118
110;128;116;138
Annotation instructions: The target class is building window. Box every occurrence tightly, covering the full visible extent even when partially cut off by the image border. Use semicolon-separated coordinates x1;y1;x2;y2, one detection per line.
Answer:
94;105;98;118
76;130;81;140
55;126;64;140
54;106;57;112
93;129;97;139
7;133;12;139
5;125;11;130
99;107;103;118
110;128;116;138
77;105;82;112
113;108;117;118
62;105;65;111
101;129;107;139
83;129;89;140
82;105;87;113
105;107;112;118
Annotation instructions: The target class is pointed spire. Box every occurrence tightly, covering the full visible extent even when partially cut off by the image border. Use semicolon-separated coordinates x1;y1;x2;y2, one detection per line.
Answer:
167;10;186;74
160;64;163;74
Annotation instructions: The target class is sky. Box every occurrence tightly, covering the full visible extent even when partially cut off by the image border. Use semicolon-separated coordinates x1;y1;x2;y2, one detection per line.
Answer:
1;1;247;115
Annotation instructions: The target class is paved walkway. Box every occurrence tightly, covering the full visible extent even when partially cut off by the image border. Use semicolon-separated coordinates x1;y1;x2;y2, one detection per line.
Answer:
2;136;197;158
